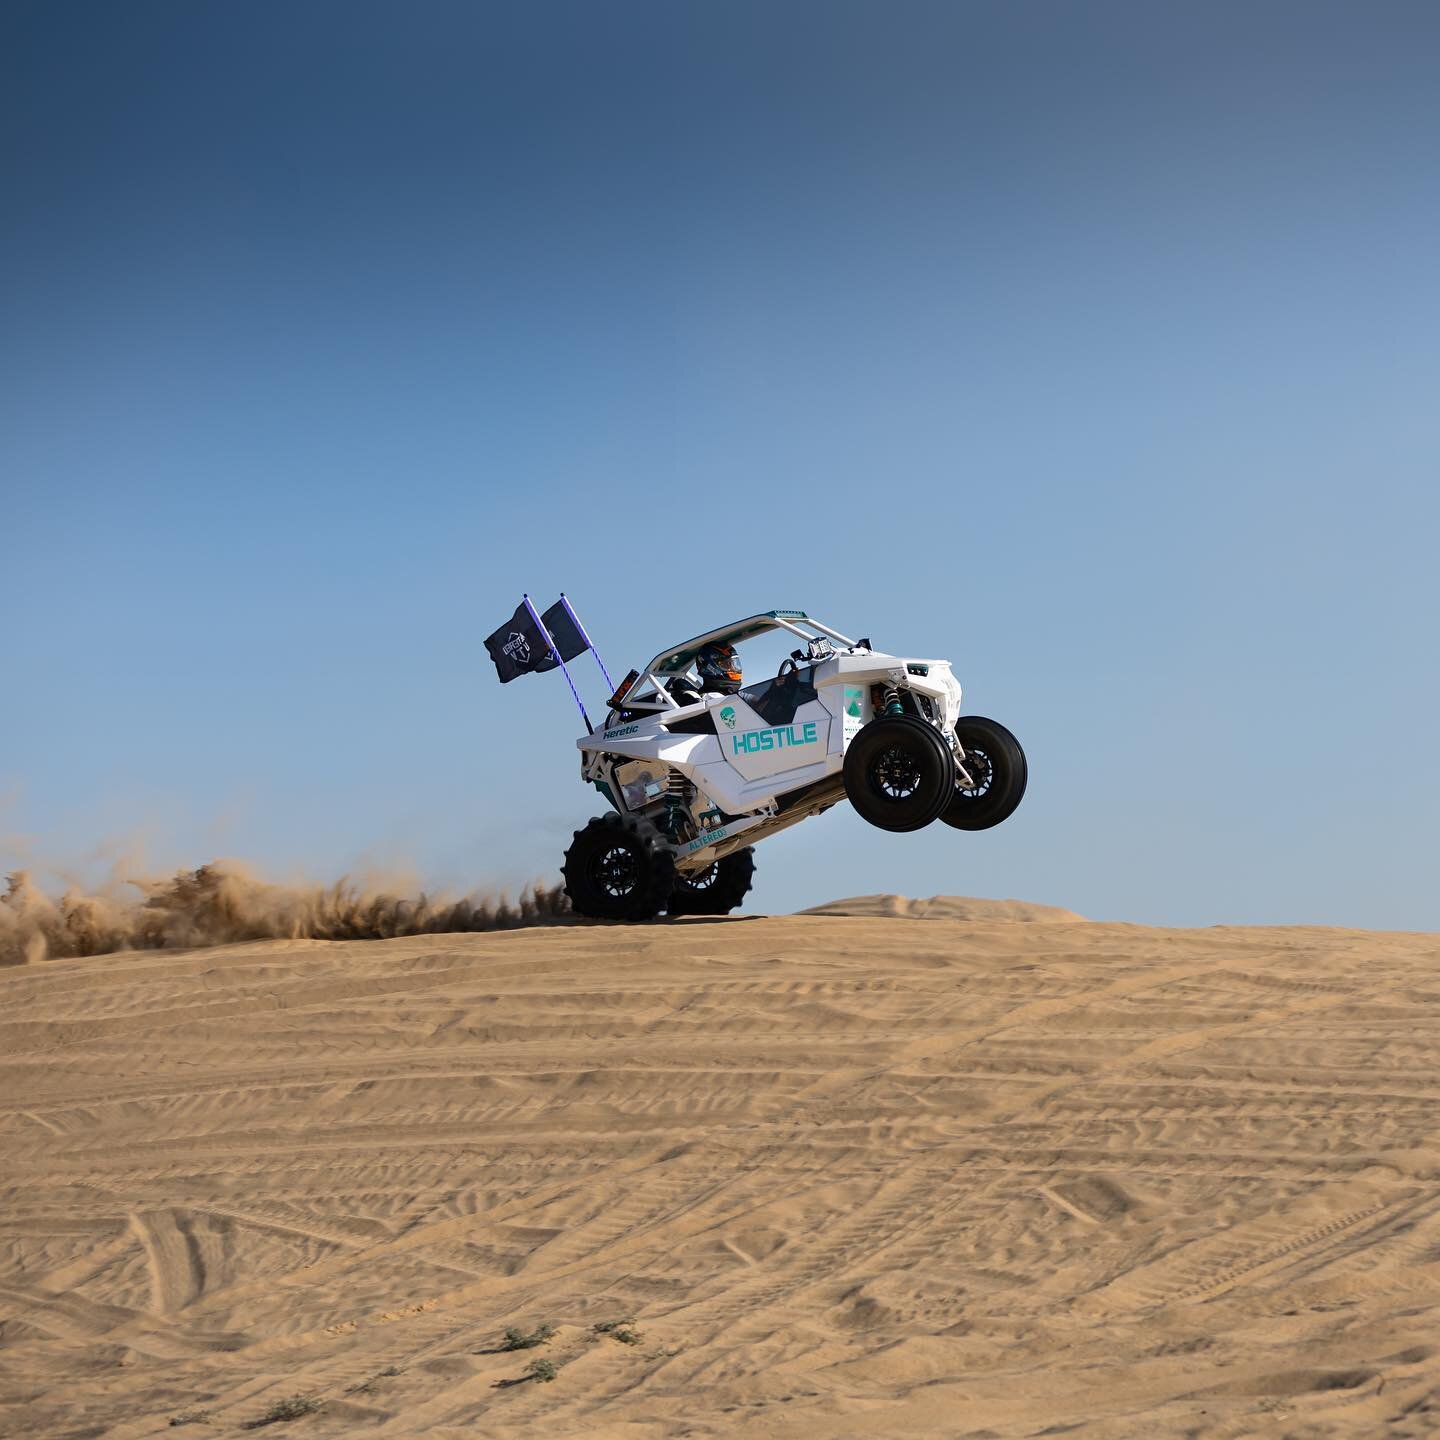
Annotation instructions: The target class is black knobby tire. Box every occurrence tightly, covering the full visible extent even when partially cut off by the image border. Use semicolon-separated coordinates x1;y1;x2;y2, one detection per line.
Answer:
842;715;956;833
562;813;676;921
941;716;1027;831
668;848;756;917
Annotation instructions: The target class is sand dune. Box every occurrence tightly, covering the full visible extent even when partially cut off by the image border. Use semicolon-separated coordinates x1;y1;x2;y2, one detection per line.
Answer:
801;893;1088;923
1;900;1437;1437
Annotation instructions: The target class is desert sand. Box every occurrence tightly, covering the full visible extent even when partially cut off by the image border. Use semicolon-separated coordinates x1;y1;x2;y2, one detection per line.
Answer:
1;899;1437;1438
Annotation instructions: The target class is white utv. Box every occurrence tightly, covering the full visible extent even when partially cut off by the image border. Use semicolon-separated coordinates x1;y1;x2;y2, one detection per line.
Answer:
562;611;1026;920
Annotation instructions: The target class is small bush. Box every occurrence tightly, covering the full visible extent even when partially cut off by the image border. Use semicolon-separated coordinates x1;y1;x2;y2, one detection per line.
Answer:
525;1358;558;1383
501;1323;554;1351
592;1319;643;1345
241;1395;322;1428
169;1411;212;1428
346;1365;405;1396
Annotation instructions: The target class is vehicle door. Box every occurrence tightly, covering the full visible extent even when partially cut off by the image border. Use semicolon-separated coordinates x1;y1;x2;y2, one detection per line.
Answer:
715;664;832;782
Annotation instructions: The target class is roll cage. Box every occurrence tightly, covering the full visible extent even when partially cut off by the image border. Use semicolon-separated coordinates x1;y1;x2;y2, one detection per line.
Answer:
614;610;861;712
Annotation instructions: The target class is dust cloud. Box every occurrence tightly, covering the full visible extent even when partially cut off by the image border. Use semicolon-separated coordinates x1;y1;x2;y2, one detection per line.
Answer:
0;861;569;965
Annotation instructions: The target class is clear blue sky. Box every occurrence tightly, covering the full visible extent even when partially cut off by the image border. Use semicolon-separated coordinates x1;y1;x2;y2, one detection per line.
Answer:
4;1;1437;928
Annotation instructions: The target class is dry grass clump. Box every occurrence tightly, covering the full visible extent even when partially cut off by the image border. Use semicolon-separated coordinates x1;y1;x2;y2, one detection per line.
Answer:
345;1365;404;1395
501;1322;555;1351
241;1393;322;1428
592;1318;643;1345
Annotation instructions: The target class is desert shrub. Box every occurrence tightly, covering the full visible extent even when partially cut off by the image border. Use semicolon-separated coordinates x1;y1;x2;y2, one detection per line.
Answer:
242;1394;322;1428
592;1319;643;1345
501;1323;554;1351
345;1365;405;1396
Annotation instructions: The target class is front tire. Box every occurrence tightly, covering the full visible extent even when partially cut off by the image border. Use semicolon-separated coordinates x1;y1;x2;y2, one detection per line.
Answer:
562;814;676;921
941;716;1027;831
843;715;956;832
668;848;756;916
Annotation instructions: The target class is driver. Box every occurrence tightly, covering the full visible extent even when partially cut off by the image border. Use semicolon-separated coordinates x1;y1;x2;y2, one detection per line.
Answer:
696;641;742;695
666;641;742;707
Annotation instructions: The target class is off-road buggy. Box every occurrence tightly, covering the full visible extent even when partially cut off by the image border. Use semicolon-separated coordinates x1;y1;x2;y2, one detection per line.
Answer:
562;611;1025;920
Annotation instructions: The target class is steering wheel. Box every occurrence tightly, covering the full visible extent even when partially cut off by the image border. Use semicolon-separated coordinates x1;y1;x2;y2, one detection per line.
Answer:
776;656;801;682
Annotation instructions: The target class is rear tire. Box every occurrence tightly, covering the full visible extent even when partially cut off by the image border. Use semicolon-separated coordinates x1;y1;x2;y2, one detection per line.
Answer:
562;814;676;921
843;715;956;832
668;848;756;916
941;716;1027;831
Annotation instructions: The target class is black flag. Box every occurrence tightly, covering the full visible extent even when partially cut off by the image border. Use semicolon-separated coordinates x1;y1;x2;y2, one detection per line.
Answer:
484;602;558;684
540;598;589;663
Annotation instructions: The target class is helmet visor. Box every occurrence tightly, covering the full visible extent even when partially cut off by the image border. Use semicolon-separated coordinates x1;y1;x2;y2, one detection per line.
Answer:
700;644;741;684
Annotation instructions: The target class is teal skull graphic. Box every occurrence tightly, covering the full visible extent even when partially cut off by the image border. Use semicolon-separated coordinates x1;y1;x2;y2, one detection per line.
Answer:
719;706;737;730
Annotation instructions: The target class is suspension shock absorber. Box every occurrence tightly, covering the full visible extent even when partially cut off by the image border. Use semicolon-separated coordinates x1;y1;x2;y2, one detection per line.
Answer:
881;685;904;717
662;769;693;840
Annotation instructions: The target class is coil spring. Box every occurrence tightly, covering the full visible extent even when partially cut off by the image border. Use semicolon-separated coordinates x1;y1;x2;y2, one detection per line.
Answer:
882;686;904;717
662;770;692;840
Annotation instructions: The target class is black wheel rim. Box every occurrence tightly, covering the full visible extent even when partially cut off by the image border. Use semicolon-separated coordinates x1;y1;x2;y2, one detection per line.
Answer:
681;862;719;892
956;744;994;800
590;840;642;899
871;744;924;800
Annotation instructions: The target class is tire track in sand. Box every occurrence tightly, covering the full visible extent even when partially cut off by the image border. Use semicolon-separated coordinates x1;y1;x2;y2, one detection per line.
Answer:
131;1208;205;1314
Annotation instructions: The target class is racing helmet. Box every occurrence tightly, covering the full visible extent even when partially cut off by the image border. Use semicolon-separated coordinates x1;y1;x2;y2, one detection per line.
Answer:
696;641;742;694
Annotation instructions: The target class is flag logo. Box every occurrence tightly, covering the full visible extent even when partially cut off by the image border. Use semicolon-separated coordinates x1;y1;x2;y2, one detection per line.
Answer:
483;593;614;738
485;603;553;684
485;596;592;687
